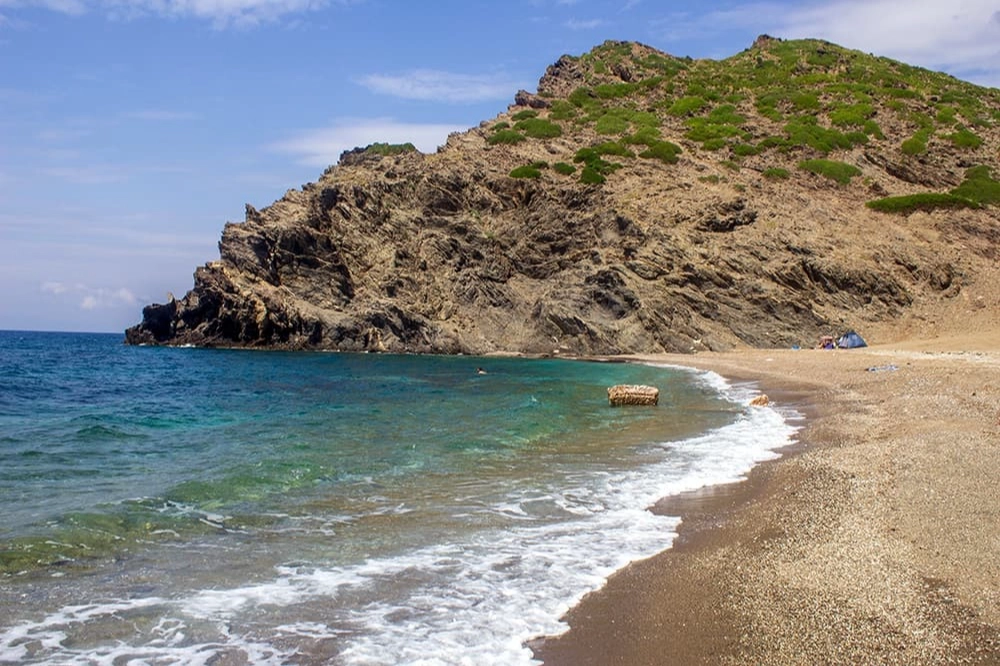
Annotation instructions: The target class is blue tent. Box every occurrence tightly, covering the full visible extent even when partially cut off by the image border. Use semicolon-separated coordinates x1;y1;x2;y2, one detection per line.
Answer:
837;330;867;349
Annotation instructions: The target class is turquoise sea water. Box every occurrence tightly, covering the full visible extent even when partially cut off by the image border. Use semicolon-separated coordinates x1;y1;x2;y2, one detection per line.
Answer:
0;331;798;665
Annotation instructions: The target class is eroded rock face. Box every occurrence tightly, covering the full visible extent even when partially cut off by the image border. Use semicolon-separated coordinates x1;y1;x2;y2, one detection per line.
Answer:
126;39;999;354
125;142;964;354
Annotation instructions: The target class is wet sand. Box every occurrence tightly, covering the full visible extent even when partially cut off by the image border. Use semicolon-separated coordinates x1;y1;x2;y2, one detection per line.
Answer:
534;340;1000;665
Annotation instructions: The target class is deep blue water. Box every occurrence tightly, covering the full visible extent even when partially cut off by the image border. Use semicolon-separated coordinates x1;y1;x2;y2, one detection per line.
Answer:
0;330;797;665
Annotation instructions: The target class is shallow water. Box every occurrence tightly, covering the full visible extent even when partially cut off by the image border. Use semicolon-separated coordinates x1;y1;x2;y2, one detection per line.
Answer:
0;331;798;664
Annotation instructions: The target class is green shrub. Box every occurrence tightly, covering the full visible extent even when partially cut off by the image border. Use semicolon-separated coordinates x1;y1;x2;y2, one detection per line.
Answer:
791;92;821;111
685;118;743;143
910;112;935;129
707;104;745;125
623;125;662;146
845;131;870;145
638;140;682;164
703;138;729;151
492;121;510;131
514;118;563;139
593;141;634;157
784;116;855;153
901;128;931;155
488;129;526;145
947;128;984;149
952;166;1000;205
760;107;784;122
807;50;839;68
511;109;538;121
733;143;761;157
829;103;874;127
763;167;790;180
758;136;788;151
595;82;639;99
699;174;721;184
866;193;979;213
364;142;417;156
798;158;862;184
863;120;885;139
867;165;999;214
580;167;606;185
549;100;578;121
509;165;542;179
936;106;958;126
574;147;622;178
666;96;707;116
720;159;740;171
568;87;601;110
595;113;629;135
553;162;577;175
630;111;660;126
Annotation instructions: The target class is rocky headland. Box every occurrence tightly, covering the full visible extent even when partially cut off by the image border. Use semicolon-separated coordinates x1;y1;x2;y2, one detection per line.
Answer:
126;37;1000;354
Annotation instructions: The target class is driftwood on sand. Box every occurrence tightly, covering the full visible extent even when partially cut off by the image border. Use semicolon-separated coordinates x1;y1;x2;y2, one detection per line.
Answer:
608;384;659;406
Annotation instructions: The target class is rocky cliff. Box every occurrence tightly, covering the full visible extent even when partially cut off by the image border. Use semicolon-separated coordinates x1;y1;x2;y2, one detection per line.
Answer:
126;37;1000;354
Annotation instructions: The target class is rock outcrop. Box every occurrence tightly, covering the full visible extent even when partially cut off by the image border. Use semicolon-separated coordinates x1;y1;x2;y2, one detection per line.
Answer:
126;38;1000;354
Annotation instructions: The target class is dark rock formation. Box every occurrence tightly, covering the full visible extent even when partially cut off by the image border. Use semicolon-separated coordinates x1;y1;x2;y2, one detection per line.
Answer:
126;38;1000;354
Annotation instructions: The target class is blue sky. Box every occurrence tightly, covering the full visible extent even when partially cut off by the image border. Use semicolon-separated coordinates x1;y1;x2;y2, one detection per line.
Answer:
2;0;998;333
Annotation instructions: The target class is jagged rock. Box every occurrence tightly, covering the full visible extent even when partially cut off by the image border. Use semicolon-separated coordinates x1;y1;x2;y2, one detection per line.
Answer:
514;89;550;109
126;38;1000;354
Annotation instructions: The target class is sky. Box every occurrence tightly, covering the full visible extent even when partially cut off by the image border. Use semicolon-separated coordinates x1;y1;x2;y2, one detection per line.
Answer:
1;0;998;333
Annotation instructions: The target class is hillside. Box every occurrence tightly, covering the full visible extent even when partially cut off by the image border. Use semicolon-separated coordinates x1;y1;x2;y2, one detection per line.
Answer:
125;36;1000;354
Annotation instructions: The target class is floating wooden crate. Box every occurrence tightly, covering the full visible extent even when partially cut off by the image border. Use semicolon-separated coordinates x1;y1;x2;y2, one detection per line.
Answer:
607;384;659;406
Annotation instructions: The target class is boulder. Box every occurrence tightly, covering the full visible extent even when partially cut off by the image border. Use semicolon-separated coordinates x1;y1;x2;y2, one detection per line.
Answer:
608;384;659;406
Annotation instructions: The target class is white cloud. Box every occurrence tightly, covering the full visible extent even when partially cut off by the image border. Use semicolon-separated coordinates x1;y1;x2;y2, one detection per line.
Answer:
40;164;129;184
6;0;357;27
565;18;604;30
358;69;522;103
42;281;138;310
116;0;332;28
39;0;87;14
122;109;197;121
41;280;70;294
271;118;467;167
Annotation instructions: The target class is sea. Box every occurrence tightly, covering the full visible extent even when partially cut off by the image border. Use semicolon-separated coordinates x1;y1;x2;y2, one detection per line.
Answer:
0;330;800;665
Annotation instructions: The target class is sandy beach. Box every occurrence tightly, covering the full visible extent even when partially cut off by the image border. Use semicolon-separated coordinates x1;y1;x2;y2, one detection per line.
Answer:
534;336;1000;664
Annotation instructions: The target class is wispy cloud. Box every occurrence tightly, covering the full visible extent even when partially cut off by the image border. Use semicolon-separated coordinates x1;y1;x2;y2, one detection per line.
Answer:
5;0;358;27
122;109;198;121
564;18;604;30
39;164;129;184
358;69;522;103
270;117;467;167
41;281;138;310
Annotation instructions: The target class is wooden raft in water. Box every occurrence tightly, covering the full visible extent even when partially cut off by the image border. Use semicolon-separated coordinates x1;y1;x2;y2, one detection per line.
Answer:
607;384;659;406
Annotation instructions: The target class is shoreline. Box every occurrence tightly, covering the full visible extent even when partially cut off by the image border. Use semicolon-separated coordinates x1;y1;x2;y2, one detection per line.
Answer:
534;344;1000;664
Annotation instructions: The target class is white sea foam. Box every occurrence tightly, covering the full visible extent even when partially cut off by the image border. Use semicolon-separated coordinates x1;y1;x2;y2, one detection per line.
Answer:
0;369;799;666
